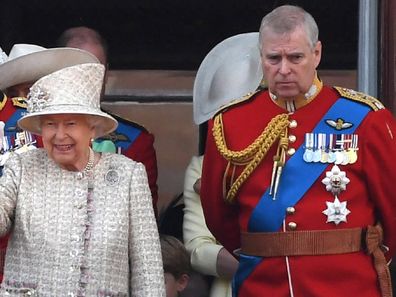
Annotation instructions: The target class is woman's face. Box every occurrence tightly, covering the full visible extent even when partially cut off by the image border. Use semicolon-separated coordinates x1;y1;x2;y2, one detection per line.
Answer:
40;114;95;171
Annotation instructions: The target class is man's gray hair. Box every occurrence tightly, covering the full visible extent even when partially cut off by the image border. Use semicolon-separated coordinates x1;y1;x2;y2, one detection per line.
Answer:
259;5;319;49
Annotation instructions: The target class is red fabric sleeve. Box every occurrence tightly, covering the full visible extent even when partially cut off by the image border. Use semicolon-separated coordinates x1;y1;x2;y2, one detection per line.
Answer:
359;109;396;260
123;131;159;218
201;119;241;253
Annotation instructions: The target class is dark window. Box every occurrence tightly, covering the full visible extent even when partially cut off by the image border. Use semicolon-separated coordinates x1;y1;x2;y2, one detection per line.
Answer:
0;0;358;70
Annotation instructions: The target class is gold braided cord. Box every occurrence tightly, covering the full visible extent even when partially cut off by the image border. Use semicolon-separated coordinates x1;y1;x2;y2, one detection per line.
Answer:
212;113;290;203
213;113;290;164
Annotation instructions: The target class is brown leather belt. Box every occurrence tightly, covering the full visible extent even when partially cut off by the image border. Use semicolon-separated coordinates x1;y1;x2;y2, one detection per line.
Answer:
240;225;392;297
241;227;362;256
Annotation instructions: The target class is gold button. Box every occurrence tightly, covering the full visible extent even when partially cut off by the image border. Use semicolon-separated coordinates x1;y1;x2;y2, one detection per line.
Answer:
289;120;298;128
288;135;296;143
286;207;295;215
287;222;297;230
287;148;296;156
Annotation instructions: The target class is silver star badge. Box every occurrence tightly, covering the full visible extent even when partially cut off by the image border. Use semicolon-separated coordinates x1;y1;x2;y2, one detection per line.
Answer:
321;164;350;195
322;196;351;225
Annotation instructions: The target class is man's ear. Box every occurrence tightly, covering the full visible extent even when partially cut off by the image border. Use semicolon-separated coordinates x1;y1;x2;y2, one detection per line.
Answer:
176;274;190;292
314;41;322;69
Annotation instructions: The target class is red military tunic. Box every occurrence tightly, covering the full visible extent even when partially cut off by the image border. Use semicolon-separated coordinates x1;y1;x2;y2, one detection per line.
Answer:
122;128;158;214
201;86;396;297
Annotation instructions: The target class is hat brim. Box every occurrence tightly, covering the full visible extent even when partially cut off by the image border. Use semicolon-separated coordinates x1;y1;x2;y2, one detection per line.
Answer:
0;47;99;90
17;106;118;138
193;32;262;124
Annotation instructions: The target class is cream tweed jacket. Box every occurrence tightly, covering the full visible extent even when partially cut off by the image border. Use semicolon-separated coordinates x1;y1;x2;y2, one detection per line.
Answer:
0;149;165;297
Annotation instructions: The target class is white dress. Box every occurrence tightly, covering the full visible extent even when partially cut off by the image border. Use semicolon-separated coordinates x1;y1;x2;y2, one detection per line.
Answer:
0;149;165;297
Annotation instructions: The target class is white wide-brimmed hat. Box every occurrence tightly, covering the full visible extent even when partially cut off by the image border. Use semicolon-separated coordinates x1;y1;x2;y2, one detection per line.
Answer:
0;43;99;90
18;63;117;138
193;32;263;124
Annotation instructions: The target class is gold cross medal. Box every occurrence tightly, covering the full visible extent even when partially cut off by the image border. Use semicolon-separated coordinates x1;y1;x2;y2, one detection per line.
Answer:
321;164;351;225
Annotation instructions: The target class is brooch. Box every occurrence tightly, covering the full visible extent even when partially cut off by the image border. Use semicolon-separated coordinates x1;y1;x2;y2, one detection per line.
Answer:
105;168;120;186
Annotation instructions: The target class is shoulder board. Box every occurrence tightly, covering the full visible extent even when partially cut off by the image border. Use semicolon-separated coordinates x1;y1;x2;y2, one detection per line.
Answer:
334;86;384;111
213;89;262;118
104;110;149;132
0;91;7;111
11;97;27;109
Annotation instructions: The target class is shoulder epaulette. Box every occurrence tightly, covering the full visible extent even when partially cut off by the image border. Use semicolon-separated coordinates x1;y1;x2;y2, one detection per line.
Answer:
0;91;7;111
213;89;262;118
11;97;27;109
334;86;384;111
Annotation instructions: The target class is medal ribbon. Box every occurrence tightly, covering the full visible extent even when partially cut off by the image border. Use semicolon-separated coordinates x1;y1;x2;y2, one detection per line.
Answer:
233;97;371;296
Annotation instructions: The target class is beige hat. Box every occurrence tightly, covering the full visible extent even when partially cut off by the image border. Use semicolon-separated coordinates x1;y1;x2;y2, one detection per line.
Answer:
0;43;99;90
193;32;263;124
18;63;117;138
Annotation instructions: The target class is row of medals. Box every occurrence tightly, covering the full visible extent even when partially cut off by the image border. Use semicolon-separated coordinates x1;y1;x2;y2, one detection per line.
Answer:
303;133;358;165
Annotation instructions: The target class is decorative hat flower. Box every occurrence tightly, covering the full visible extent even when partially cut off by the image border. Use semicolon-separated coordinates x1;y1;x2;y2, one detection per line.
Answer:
27;86;50;113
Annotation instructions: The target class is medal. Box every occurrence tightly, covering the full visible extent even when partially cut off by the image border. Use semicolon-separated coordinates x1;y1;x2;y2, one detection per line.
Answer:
341;150;350;165
312;134;321;162
105;168;120;186
341;135;351;165
335;151;344;164
321;164;351;225
313;149;321;163
303;149;313;162
322;197;351;225
322;164;350;195
348;134;359;164
334;134;345;165
327;151;336;163
318;133;328;163
321;151;329;163
327;134;336;163
303;133;314;162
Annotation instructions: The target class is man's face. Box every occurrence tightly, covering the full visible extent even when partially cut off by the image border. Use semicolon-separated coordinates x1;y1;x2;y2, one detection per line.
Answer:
260;26;321;100
5;82;33;99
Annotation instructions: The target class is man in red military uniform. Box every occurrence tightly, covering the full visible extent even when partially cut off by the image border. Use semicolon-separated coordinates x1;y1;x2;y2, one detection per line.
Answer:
200;5;396;297
0;43;99;282
57;26;159;212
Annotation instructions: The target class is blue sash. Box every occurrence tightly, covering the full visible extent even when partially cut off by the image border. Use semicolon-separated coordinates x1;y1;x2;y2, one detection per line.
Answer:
233;97;371;296
113;120;141;150
4;108;25;138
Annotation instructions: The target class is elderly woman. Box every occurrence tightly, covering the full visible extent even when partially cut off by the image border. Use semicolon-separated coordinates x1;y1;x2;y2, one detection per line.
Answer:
0;63;165;296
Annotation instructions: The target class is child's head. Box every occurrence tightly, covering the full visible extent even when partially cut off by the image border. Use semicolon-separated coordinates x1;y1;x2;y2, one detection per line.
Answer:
160;234;191;297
